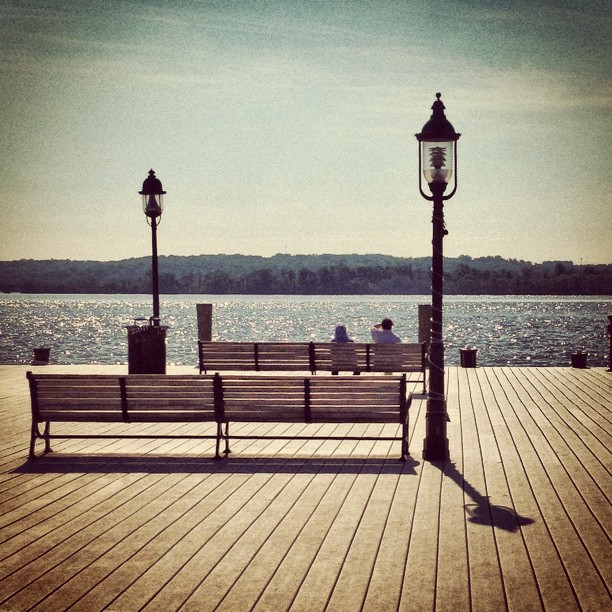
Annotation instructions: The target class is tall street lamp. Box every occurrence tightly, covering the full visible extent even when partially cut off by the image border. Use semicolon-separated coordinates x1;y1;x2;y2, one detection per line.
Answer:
416;93;461;460
139;169;166;326
126;169;168;374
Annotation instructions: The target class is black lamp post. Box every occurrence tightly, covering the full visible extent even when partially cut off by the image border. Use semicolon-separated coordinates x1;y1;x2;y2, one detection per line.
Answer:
126;169;168;375
416;93;461;461
139;169;166;326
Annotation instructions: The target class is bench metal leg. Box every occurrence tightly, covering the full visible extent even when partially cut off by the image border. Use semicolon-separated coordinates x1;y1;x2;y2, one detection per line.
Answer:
29;422;38;459
223;422;231;455
43;421;52;454
214;423;223;460
400;423;409;461
29;421;52;459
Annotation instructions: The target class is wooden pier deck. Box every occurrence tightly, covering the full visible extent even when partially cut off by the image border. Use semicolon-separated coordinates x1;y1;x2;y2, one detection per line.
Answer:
0;365;610;611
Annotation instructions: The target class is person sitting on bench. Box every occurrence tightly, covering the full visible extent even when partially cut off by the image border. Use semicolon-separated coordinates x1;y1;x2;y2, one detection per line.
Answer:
371;318;401;344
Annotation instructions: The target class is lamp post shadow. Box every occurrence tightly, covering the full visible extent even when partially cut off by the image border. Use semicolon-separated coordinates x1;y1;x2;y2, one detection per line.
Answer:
436;461;535;533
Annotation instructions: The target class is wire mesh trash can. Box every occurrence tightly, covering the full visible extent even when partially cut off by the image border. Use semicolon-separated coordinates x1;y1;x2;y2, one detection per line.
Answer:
459;348;478;368
126;320;168;374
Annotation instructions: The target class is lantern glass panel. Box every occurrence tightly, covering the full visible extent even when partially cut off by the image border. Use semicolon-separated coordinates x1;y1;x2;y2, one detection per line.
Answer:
422;140;454;185
143;194;163;217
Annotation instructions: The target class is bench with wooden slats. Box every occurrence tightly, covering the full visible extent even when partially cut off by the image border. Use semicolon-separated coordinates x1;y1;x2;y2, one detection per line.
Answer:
27;372;219;459
198;341;426;392
312;342;427;391
198;342;316;374
27;372;411;460
215;374;411;459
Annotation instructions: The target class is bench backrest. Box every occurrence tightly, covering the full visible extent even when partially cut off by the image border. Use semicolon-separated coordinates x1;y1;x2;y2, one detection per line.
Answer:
27;372;409;426
312;342;425;373
27;373;216;423
216;374;408;424
199;342;315;373
199;341;425;374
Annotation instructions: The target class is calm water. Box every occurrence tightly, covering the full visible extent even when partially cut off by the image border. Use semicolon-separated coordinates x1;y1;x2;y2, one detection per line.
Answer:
0;294;609;367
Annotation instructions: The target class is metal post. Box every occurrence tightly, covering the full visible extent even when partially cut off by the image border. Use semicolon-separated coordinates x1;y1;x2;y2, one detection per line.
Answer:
423;188;449;460
151;216;160;325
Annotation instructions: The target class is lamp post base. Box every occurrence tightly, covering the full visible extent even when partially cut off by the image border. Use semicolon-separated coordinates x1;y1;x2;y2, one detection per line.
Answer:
423;438;449;460
423;436;449;460
423;398;450;460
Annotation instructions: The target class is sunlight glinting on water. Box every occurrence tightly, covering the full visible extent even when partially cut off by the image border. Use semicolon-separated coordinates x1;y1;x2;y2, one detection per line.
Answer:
0;295;609;367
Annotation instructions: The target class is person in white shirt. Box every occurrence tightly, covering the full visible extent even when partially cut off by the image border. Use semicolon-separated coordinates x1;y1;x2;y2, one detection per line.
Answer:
371;318;401;344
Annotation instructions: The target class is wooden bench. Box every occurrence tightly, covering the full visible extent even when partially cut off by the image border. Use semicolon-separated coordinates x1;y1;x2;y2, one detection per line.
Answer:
198;342;315;373
216;374;411;459
198;341;427;392
27;372;411;460
27;372;218;459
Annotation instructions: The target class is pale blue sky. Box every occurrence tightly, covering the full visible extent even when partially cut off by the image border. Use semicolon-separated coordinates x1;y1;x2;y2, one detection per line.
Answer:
1;0;610;263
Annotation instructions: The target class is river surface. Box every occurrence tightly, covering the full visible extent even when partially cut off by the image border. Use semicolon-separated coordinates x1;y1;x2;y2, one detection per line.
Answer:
0;294;609;367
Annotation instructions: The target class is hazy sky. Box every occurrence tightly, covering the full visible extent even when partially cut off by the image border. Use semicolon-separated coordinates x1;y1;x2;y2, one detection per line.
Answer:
1;0;610;263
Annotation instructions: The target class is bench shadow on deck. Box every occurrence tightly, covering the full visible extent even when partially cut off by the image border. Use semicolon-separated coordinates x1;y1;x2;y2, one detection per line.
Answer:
15;454;534;533
16;455;417;475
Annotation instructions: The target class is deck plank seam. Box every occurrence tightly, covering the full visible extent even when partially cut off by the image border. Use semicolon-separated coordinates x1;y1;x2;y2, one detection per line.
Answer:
357;458;408;610
511;370;612;589
102;451;296;610
516;369;612;506
64;463;256;611
395;439;428;608
2;430;287;606
453;367;475;611
452;366;473;611
558;370;612;415
282;435;385;610
0;471;176;608
139;428;364;610
499;368;604;605
0;471;142;555
259;433;387;609
97;456;305;610
217;458;344;611
245;437;368;611
480;368;548;609
219;430;382;605
465;369;510;610
0;470;122;535
493;368;582;608
160;467;317;610
536;369;612;437
296;433;397;610
27;471;215;611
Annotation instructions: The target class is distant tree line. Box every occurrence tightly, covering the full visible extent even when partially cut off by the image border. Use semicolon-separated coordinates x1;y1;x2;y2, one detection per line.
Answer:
0;254;610;295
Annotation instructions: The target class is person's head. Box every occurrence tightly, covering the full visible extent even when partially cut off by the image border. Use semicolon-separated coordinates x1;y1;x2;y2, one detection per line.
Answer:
381;318;393;330
334;325;350;342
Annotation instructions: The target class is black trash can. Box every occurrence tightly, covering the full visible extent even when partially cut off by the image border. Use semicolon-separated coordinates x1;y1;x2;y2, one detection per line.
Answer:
32;347;51;365
570;352;588;369
459;348;478;368
127;321;168;374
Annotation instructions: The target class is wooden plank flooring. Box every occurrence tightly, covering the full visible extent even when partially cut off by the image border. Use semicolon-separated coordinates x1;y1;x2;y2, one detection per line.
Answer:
0;365;610;611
